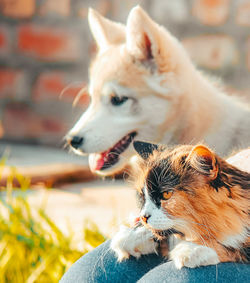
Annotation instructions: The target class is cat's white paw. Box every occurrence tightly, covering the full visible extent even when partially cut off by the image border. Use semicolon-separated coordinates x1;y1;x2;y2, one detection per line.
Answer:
110;225;158;261
170;241;219;269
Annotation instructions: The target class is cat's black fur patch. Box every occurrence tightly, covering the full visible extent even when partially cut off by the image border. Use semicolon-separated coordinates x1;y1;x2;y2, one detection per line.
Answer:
242;246;250;262
223;244;250;263
146;159;180;208
133;141;159;160
210;161;250;196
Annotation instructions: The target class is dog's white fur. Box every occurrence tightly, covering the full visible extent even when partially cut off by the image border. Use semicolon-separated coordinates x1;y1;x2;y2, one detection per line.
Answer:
68;6;250;175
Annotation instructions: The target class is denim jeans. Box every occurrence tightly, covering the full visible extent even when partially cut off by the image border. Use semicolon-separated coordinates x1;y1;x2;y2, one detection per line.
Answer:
60;240;250;283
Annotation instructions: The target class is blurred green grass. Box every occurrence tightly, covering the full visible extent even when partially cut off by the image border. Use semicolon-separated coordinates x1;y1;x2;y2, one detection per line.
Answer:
0;158;106;283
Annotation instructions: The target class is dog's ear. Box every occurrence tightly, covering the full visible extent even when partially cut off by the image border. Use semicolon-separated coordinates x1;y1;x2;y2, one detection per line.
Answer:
187;145;218;180
126;6;165;65
88;8;125;53
133;141;159;160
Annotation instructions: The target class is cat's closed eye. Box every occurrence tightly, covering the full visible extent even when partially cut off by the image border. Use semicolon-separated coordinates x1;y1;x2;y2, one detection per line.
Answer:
162;191;173;200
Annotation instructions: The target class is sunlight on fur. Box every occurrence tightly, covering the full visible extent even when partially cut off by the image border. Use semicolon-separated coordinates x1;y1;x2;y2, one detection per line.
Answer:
67;6;250;176
111;141;250;269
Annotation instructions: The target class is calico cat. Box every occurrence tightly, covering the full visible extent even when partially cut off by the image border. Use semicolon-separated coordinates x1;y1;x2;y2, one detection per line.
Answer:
111;141;250;269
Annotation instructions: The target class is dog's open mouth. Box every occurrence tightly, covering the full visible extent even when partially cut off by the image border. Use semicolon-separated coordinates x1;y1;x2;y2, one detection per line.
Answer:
89;132;137;171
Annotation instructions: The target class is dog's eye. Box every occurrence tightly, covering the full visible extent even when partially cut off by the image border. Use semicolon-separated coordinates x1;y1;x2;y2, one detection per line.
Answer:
110;95;129;106
162;191;173;200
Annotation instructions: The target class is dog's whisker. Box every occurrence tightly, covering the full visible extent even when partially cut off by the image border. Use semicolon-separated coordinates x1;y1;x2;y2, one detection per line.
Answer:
73;85;89;107
60;81;85;100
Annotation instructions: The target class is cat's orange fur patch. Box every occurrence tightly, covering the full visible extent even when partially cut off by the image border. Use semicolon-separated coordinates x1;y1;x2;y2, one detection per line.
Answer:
133;144;250;263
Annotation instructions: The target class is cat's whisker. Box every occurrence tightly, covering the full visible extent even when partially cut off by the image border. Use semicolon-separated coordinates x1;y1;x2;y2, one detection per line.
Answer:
146;179;157;190
188;221;217;240
182;219;218;248
92;246;112;280
177;223;209;248
111;142;249;266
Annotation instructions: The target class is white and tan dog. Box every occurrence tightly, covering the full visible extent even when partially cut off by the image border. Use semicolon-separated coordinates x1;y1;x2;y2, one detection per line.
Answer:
67;6;250;176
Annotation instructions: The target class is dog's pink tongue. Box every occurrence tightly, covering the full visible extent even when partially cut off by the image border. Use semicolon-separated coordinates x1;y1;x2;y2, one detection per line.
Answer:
89;152;106;172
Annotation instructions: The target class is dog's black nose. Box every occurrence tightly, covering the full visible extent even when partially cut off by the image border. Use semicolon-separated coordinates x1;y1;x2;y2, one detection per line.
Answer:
69;136;84;149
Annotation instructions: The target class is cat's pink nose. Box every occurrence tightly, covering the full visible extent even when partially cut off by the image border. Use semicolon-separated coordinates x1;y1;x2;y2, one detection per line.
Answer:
141;214;151;223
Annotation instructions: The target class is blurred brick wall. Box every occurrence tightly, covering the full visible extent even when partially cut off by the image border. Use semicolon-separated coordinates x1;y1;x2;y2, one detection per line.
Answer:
0;0;249;146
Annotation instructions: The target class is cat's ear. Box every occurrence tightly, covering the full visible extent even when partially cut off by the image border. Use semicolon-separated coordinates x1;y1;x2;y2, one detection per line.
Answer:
133;141;159;160
188;145;218;179
88;8;125;53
